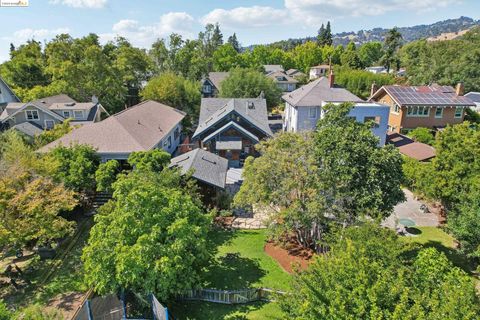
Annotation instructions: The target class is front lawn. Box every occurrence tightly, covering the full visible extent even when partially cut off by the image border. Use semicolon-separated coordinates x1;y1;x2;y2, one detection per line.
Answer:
169;229;291;319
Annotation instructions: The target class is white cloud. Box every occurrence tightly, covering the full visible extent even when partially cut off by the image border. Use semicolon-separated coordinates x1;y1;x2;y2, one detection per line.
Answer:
5;27;70;42
284;0;456;26
100;12;195;47
201;6;288;28
49;0;107;9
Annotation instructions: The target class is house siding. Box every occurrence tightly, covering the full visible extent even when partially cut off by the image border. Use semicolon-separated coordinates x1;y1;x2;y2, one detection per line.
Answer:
158;122;182;155
349;105;389;146
8;105;61;129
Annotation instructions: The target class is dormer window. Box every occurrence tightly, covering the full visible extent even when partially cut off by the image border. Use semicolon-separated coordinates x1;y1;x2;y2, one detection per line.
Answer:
73;110;84;119
25;110;39;120
203;85;212;93
63;110;71;118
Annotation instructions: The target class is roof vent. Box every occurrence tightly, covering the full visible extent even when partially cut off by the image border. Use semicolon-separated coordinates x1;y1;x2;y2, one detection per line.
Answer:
247;102;255;109
64;102;76;107
201;156;217;165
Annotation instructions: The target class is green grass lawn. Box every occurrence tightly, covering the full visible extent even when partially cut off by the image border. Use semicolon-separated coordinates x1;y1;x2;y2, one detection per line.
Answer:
403;226;475;274
170;228;291;320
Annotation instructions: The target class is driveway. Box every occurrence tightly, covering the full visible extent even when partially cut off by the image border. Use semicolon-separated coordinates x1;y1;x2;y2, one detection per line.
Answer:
382;189;440;229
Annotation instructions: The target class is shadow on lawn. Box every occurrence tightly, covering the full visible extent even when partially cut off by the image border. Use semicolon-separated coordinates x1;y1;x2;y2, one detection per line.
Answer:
170;300;273;320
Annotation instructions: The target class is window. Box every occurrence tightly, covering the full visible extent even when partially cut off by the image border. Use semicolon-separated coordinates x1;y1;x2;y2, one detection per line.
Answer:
364;116;381;128
167;136;172;148
73;110;83;119
62;110;71;118
203;85;211;93
25;110;39;120
174;127;180;140
309;107;317;118
454;107;463;118
45;120;55;130
392;104;400;113
406;106;429;117
435;107;443;118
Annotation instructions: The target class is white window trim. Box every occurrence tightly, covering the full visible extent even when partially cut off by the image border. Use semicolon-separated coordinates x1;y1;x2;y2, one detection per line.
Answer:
44;119;55;129
391;104;400;115
435;107;443;118
454;107;463;118
406;106;430;118
25;110;40;121
308;107;317;119
73;110;84;119
62;110;71;118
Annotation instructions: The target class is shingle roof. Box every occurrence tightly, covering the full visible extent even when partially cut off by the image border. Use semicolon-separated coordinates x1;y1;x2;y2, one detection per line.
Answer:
0;76;20;103
264;65;284;74
267;71;298;84
194;98;272;139
465;92;480;103
207;72;230;90
12;122;43;137
38;100;185;154
33;94;76;107
372;85;475;106
282;77;362;107
170;148;228;189
286;69;306;77
387;132;436;161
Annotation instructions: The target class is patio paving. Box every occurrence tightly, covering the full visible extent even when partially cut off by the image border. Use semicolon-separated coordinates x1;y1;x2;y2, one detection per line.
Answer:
231;205;274;229
382;189;440;229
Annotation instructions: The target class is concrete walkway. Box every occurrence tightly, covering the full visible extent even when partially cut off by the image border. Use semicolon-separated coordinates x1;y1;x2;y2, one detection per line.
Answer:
382;189;440;229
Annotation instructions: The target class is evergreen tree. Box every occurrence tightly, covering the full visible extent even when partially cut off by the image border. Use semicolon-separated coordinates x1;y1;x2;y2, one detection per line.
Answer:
325;21;333;46
317;24;326;46
227;33;241;52
381;27;403;72
212;23;224;48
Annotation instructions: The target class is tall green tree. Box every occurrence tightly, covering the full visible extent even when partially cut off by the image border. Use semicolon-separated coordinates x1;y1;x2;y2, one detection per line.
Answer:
219;68;282;109
340;42;362;69
227;33;241;52
127;150;171;172
358;41;384;67
82;169;211;299
213;44;244;71
381;27;403;72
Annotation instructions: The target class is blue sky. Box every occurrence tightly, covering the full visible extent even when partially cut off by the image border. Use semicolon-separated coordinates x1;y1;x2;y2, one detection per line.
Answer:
0;0;479;62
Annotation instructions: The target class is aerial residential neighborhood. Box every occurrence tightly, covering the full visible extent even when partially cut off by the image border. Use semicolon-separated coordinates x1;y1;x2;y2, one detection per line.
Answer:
1;1;480;320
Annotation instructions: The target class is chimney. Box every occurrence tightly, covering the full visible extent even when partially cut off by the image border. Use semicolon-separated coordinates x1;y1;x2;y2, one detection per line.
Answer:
456;82;464;96
328;67;335;88
370;82;378;98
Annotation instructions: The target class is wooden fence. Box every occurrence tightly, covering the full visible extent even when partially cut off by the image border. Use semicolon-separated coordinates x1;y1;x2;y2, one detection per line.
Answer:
177;288;285;304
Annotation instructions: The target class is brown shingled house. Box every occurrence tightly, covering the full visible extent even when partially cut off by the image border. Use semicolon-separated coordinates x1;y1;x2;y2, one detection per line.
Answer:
370;83;475;133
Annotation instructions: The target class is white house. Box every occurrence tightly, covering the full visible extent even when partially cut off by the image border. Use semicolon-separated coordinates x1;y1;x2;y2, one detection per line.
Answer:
309;65;330;80
283;72;389;145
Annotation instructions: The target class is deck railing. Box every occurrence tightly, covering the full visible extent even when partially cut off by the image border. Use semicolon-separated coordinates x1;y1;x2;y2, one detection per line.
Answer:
177;288;286;304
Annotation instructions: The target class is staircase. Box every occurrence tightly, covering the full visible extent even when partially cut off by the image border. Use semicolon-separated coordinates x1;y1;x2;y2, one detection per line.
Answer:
86;191;112;215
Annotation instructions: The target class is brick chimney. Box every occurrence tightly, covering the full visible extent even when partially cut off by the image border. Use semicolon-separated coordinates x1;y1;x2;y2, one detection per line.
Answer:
328;68;335;88
370;82;378;98
456;82;464;96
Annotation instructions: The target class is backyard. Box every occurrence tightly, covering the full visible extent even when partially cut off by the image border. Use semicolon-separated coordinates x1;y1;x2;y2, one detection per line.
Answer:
0;216;92;318
170;229;291;320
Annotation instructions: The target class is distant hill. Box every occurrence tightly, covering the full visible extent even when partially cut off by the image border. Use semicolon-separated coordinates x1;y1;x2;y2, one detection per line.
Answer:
265;16;480;49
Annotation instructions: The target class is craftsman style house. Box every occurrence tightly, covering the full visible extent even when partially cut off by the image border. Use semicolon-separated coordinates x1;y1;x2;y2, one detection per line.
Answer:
0;94;107;137
39;100;185;162
267;71;298;92
192;98;272;167
283;72;390;145
200;72;229;98
370;84;475;133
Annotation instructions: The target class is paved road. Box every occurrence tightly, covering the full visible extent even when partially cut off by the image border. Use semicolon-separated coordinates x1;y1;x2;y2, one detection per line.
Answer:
382;189;440;229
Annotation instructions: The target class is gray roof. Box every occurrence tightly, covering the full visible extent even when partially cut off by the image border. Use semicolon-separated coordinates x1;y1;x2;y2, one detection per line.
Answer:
170;148;228;189
283;77;362;107
465;92;480;103
12;122;43;137
267;71;298;84
286;69;306;77
39;100;185;154
264;65;284;74
372;85;475;106
33;94;76;107
0;76;20;103
207;72;230;90
193;98;273;139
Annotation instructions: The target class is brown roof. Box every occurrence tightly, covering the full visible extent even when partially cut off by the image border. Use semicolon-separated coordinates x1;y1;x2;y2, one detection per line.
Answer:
387;132;436;161
38;100;185;154
207;72;230;90
371;85;475;106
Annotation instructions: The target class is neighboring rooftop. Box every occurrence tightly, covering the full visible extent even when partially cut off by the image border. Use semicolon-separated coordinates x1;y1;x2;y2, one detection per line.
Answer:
12;122;43;138
194;98;273;138
39;100;185;154
263;65;284;74
465;92;480;103
283;77;363;107
267;71;298;84
207;72;230;90
371;85;475;106
170;148;228;189
286;69;305;76
0;76;20;104
387;132;436;161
